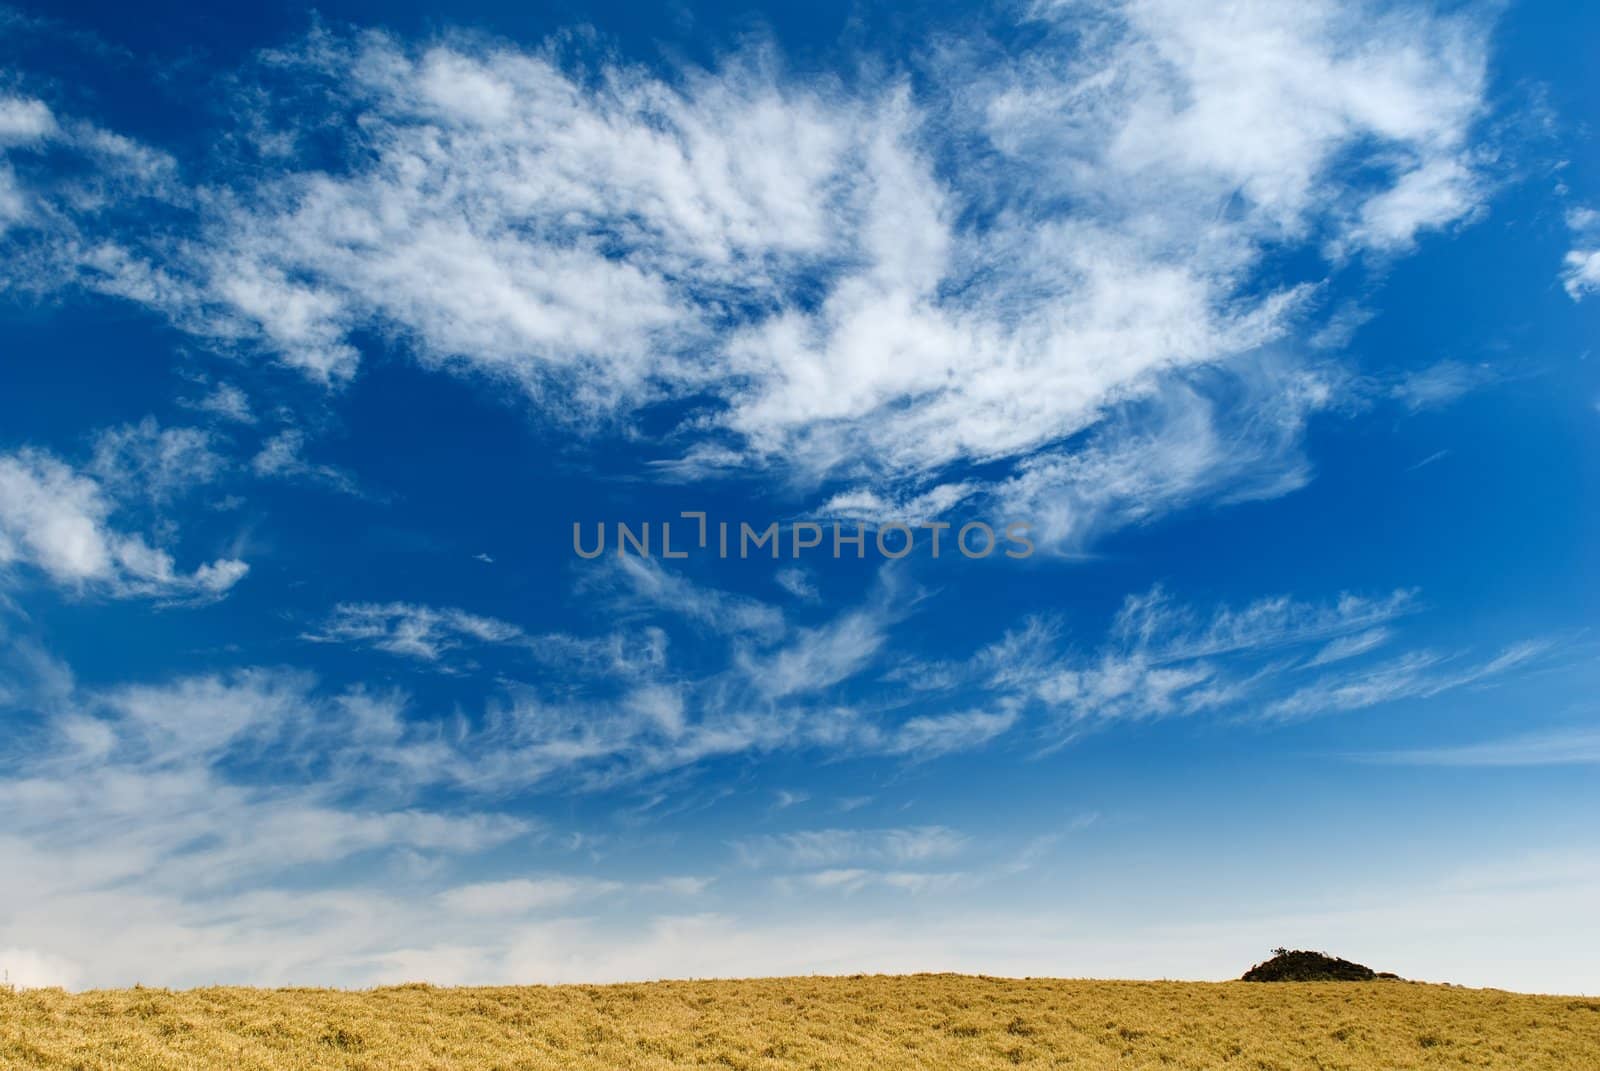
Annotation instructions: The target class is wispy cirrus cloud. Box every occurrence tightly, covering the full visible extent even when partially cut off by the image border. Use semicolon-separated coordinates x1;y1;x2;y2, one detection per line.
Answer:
250;428;362;496
1262;640;1554;723
306;601;529;662
738;607;894;700
992;358;1339;551
788;868;966;896
773;566;818;601
438;876;623;916
1306;627;1393;668
879;709;1018;759
923;584;1550;741
305;600;679;684
732;826;969;870
605;555;785;639
178;379;257;425
1390;360;1498;412
1109;584;1417;662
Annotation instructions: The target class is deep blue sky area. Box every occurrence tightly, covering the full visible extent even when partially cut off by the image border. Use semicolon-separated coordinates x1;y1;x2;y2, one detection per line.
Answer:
0;0;1596;993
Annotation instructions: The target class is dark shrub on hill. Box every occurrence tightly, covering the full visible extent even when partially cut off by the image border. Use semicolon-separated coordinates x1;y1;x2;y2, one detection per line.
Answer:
1242;948;1391;982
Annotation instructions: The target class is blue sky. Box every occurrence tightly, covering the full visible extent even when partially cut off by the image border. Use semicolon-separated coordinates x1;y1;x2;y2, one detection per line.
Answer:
0;0;1596;993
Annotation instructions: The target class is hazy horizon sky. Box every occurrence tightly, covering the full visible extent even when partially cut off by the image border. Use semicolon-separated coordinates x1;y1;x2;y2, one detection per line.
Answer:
0;0;1596;994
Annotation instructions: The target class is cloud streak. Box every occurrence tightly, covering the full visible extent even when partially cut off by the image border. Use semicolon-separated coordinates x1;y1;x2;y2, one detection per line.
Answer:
1359;728;1600;767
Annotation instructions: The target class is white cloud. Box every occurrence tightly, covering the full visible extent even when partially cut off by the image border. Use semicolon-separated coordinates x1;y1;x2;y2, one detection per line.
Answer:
0;447;247;599
0;96;56;146
89;416;227;503
107;577;1544;795
0;662;540;987
1562;251;1600;299
956;584;1548;739
791;868;964;896
817;482;981;527
1391;360;1496;411
250;428;360;494
773;566;818;601
0;633;1591;992
0;4;1495;548
1305;627;1392;667
284;572;1539;780
739;607;891;699
882;709;1018;758
438;877;622;916
24;565;973;799
1342;156;1483;253
0;85;179;247
995;359;1337;550
1562;206;1600;300
1026;0;1486;233
1263;640;1553;722
307;601;528;662
0;644;1010;989
622;683;687;739
181;381;256;424
646;876;716;897
605;556;785;639
0;95;56;232
733;826;969;870
1111;585;1416;662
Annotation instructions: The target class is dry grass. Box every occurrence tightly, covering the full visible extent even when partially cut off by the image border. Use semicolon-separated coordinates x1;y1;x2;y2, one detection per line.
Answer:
4;973;1598;1070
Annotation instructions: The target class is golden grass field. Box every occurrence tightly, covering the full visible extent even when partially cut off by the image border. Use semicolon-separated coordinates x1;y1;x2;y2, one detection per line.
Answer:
4;973;1598;1070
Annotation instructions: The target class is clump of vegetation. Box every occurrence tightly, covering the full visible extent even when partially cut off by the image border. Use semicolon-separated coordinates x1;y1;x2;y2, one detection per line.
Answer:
5;972;1598;1069
1242;947;1399;982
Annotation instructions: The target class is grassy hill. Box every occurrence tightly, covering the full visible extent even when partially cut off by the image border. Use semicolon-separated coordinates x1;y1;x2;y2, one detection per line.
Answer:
4;973;1598;1070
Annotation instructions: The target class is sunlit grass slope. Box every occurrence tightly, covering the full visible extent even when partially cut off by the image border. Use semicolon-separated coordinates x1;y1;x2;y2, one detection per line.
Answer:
5;973;1598;1070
